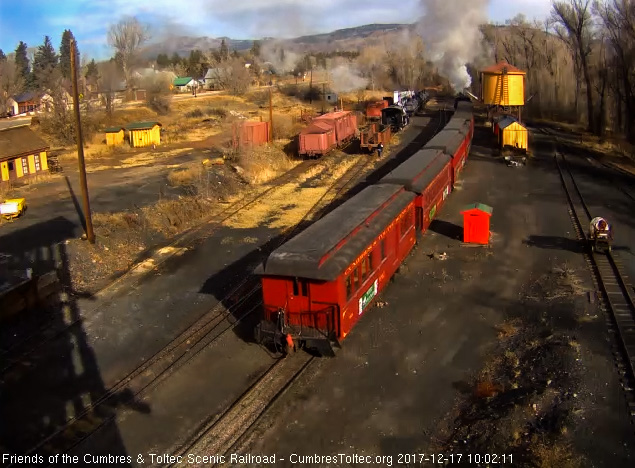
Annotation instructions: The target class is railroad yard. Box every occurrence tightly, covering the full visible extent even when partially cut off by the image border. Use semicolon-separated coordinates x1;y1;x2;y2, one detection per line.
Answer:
1;6;635;467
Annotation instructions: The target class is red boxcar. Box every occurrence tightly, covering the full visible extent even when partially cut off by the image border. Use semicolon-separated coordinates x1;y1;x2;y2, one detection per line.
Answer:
380;149;453;233
232;121;270;149
314;111;358;147
365;100;389;119
298;121;337;158
255;184;416;355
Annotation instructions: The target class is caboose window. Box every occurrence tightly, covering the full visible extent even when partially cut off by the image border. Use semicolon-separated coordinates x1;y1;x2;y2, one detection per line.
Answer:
368;253;374;272
301;281;308;297
293;278;308;296
346;275;352;299
292;279;299;296
380;239;386;259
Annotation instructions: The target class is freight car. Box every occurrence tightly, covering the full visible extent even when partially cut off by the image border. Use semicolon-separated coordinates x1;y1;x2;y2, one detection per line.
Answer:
256;101;475;355
298;111;358;158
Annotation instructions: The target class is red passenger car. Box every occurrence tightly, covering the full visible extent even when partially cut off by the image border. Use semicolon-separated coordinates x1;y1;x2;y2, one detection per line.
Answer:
255;184;416;355
426;130;468;185
380;149;453;232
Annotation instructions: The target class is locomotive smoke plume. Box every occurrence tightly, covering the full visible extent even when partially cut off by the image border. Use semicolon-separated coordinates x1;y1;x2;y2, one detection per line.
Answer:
329;64;368;93
260;41;301;74
417;0;489;91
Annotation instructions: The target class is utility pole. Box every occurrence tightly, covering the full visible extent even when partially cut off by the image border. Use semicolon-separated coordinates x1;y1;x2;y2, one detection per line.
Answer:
322;83;326;114
70;39;95;244
269;86;274;142
309;67;313;104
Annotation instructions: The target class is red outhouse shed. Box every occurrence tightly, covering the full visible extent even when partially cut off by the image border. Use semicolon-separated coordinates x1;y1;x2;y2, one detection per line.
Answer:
461;203;493;244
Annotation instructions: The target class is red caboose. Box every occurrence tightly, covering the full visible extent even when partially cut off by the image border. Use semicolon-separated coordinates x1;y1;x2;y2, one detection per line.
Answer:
380;149;453;232
255;184;416;355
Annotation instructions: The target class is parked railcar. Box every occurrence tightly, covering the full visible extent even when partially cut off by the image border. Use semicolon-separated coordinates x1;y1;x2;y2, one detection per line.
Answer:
314;111;358;147
257;101;475;356
255;184;417;355
298;122;337;158
380;149;453;233
425;130;469;185
381;106;408;131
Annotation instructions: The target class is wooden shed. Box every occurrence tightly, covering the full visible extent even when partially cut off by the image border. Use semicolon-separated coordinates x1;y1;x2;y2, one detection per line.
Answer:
498;117;528;152
125;121;161;148
0;125;50;183
104;126;125;146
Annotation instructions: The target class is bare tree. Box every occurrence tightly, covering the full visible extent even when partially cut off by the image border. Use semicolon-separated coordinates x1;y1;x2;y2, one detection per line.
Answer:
552;0;596;132
212;58;252;95
107;16;149;87
0;58;23;115
98;60;124;118
595;0;635;142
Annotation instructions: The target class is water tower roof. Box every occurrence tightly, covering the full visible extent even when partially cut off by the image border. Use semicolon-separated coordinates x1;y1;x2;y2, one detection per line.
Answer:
481;61;526;75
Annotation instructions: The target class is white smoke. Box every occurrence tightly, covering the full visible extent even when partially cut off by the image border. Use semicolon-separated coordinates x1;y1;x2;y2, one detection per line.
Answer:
259;40;301;74
417;0;489;92
329;64;368;93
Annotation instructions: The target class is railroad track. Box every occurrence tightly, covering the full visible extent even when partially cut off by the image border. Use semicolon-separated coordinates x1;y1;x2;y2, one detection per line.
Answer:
554;148;635;426
15;153;372;466
169;354;314;468
0;155;336;371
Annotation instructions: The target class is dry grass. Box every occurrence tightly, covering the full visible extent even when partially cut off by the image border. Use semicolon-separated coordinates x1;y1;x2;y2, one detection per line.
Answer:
167;163;204;186
222;156;361;230
238;144;299;185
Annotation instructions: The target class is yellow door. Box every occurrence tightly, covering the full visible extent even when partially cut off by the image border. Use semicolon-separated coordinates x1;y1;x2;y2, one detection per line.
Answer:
1;161;8;181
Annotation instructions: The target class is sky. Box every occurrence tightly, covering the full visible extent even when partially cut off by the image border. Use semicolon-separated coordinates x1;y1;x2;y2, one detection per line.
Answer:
0;0;553;61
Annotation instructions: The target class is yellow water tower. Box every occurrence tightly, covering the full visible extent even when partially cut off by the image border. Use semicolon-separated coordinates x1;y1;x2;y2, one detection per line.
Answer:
480;61;526;107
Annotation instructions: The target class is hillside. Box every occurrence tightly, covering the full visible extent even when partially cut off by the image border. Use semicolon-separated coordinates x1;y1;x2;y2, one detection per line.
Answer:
141;23;413;58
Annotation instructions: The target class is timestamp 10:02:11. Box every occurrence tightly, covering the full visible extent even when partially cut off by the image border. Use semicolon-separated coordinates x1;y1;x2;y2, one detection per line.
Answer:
400;454;513;464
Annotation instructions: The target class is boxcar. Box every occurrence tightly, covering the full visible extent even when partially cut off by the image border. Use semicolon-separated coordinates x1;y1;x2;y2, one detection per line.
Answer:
314;111;357;147
255;184;417;355
380;149;453;233
299;121;337;158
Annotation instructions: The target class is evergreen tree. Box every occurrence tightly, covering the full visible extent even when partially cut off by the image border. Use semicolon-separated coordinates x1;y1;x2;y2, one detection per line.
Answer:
170;52;181;66
219;39;229;62
85;59;99;85
250;40;261;58
14;42;30;80
156;53;170;68
33;36;58;74
59;29;77;79
0;49;6;62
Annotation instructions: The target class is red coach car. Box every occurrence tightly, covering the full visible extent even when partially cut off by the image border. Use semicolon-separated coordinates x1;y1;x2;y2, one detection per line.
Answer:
381;149;453;233
255;184;416;355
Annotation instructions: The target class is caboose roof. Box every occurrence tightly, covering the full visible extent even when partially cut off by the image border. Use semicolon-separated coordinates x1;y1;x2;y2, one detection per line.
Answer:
381;149;451;194
257;184;415;281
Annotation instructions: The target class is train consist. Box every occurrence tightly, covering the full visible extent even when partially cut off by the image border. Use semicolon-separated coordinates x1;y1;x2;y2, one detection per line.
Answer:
255;100;475;355
298;90;428;158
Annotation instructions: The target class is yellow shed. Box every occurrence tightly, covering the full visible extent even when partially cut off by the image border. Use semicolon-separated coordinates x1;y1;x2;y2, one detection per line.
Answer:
125;121;162;148
481;61;526;107
498;117;528;152
0;125;50;183
105;126;125;146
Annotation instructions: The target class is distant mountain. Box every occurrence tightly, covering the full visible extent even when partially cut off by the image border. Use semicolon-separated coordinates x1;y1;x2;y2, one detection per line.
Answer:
140;23;413;59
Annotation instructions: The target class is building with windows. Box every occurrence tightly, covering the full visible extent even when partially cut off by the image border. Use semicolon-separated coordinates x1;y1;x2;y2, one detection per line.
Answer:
0;125;50;183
